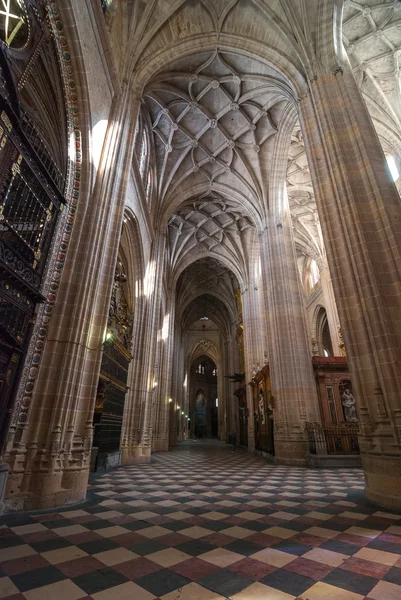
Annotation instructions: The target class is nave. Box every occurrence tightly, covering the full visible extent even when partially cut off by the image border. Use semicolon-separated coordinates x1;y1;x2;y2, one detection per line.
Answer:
1;441;401;600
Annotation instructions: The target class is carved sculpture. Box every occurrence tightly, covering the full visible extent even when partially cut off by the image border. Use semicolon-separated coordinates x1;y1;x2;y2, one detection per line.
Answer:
259;389;265;425
108;261;133;349
338;327;347;357
342;389;358;422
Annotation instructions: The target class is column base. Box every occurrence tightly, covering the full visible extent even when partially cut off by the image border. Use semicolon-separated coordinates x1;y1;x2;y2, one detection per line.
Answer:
0;463;9;515
274;440;308;466
362;453;401;510
5;467;88;511
121;447;151;463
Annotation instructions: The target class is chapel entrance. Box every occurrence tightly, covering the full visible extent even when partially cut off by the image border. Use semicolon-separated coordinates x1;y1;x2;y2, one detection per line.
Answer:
190;356;219;439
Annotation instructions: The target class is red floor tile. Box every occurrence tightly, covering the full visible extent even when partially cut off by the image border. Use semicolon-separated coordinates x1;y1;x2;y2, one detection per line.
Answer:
156;532;190;546
111;531;147;546
1;553;50;576
202;532;240;546
246;532;282;547
21;530;58;543
293;533;325;547
170;557;219;580
228;557;278;580
57;555;105;578
284;556;334;580
113;556;163;579
340;556;391;579
66;532;103;545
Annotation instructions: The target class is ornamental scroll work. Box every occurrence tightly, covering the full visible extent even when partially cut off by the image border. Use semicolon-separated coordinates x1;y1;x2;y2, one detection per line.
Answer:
108;260;133;350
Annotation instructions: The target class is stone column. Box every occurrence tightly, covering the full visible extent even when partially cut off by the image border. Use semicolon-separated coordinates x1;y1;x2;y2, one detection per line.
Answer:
300;68;401;508
4;85;140;509
152;293;175;452
320;261;342;356
169;325;184;446
260;106;320;465
134;231;167;460
223;338;234;441
120;293;147;462
242;286;265;453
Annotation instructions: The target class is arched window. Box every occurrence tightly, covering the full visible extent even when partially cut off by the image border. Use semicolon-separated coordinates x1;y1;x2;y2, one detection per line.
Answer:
133;108;153;204
309;259;320;288
101;0;113;14
139;133;148;181
387;155;400;183
316;307;333;357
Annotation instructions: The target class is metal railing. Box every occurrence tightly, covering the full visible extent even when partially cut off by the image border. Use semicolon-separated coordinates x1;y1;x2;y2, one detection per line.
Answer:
306;422;360;455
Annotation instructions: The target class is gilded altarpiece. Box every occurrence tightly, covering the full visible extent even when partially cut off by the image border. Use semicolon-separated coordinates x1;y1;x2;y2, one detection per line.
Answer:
250;365;274;456
92;260;133;470
234;288;247;445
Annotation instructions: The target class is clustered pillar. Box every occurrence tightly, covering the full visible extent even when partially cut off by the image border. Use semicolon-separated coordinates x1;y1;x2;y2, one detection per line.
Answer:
5;85;140;509
301;68;401;508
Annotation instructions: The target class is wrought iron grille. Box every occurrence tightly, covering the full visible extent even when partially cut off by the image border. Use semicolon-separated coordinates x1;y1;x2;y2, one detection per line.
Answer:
306;422;360;456
0;153;57;271
0;0;69;449
20;111;66;195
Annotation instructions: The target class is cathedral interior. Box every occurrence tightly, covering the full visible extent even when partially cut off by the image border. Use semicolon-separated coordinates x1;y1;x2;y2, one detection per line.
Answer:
1;1;401;598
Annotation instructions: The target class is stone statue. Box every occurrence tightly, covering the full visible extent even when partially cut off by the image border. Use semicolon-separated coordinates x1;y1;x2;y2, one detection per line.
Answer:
338;327;347;357
259;390;265;425
342;389;358;422
108;261;132;349
196;391;205;407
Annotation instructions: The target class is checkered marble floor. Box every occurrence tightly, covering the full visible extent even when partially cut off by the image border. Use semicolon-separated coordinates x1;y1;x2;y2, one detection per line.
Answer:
1;440;401;600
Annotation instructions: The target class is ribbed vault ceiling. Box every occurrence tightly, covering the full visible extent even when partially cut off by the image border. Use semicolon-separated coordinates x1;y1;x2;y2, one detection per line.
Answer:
140;0;401;292
182;294;233;335
344;0;401;133
143;50;292;212
168;191;256;276
176;258;239;334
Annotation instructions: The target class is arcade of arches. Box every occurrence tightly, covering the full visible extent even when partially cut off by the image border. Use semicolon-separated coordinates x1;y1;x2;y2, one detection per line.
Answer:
1;0;401;526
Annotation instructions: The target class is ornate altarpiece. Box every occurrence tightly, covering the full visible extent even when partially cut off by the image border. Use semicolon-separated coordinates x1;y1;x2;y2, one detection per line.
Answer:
250;365;274;456
92;259;133;470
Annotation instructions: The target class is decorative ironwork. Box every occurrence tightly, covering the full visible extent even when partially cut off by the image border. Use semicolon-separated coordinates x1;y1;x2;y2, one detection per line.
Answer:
306;422;360;456
0;1;30;49
0;0;68;449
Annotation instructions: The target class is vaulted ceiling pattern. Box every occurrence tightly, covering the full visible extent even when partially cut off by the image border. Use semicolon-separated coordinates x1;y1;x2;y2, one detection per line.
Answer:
143;50;292;212
176;258;239;325
136;0;401;316
182;294;233;336
168;192;256;276
288;1;401;268
344;0;401;135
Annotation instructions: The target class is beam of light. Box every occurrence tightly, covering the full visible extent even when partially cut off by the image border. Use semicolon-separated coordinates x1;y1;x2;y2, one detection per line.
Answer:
161;314;170;341
92;119;108;170
387;155;400;182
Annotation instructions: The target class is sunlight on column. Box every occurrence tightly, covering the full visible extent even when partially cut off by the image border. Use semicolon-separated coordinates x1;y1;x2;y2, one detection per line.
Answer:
161;314;170;341
92;119;108;170
387;155;400;182
309;259;320;288
143;260;156;298
254;257;261;281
